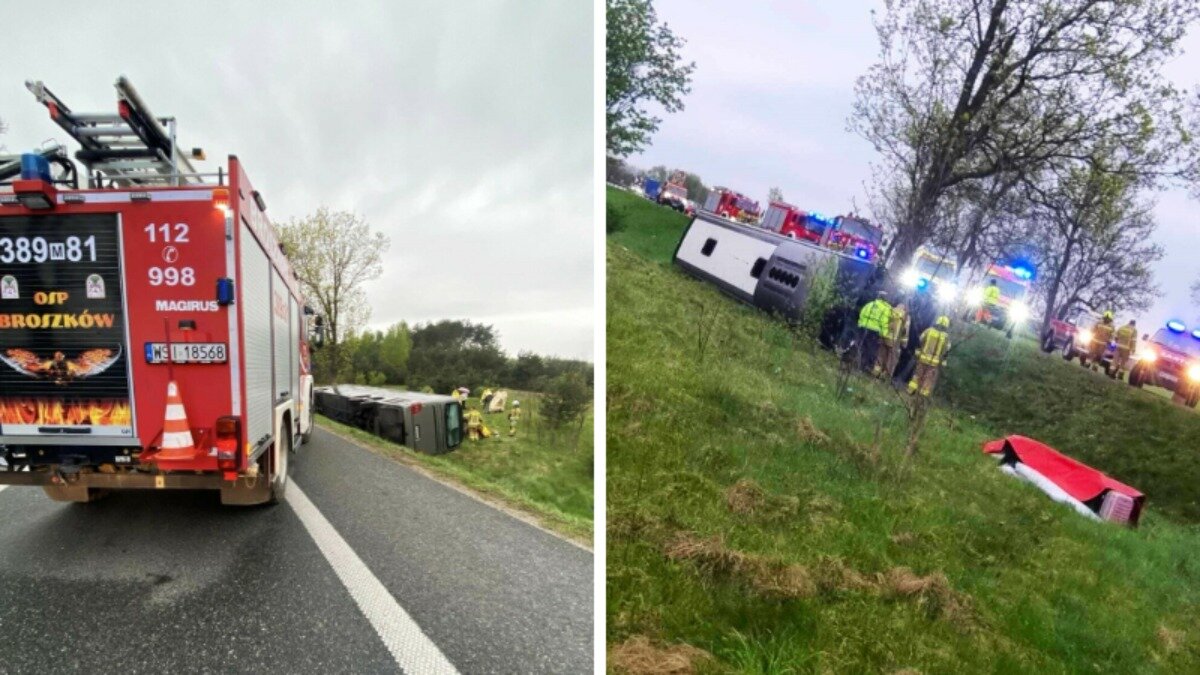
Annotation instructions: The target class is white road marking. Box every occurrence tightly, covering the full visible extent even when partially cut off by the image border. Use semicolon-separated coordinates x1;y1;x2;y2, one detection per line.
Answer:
288;482;459;674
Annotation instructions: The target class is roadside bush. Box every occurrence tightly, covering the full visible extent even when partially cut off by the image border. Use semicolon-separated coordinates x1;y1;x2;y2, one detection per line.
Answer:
541;372;591;441
607;202;626;234
799;258;840;343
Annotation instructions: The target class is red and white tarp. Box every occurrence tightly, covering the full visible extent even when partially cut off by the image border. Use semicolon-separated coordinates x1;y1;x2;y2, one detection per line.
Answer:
983;435;1145;526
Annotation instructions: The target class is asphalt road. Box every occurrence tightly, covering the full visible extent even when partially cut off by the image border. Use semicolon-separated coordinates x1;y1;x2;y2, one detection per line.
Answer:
0;427;593;673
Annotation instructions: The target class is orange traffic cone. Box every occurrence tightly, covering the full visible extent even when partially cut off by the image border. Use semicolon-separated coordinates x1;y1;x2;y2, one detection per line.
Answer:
157;380;196;460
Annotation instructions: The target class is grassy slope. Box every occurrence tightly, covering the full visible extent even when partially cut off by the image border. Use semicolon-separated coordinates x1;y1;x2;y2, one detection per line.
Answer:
607;188;1200;672
939;336;1200;523
317;389;593;542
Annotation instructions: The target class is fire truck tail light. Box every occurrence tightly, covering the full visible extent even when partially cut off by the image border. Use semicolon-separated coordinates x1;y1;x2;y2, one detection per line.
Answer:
410;403;423;415
215;416;241;470
213;187;230;215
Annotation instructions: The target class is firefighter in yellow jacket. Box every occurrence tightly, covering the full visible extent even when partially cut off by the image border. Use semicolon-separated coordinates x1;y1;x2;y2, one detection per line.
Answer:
507;400;521;437
908;315;950;397
857;290;891;372
465;403;483;441
1112;319;1137;380
874;300;909;380
1088;311;1116;371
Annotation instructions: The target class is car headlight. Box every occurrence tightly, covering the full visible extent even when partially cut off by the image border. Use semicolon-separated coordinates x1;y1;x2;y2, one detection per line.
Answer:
936;282;957;304
965;287;984;305
1078;329;1093;344
901;268;920;288
1188;364;1200;381
1009;301;1029;322
1138;350;1157;363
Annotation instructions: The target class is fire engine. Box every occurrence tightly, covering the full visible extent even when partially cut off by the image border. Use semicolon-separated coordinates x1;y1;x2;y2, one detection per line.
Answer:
658;183;689;213
1127;321;1200;407
656;170;690;213
962;263;1033;336
703;188;761;224
899;247;958;304
0;77;318;505
759;202;882;262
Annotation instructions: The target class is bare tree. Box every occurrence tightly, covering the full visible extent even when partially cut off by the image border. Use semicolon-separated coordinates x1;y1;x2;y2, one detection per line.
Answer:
1028;150;1162;332
852;0;1197;267
278;207;389;379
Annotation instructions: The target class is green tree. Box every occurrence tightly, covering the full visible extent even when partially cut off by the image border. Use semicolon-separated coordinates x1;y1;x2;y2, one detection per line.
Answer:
606;0;695;156
851;0;1197;267
278;207;389;382
407;320;508;394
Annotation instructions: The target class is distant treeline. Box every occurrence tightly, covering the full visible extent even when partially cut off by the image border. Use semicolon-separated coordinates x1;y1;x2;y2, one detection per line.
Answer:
315;319;593;395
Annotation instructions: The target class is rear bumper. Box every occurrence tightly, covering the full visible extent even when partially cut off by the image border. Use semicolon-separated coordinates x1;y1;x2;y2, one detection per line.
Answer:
0;468;237;490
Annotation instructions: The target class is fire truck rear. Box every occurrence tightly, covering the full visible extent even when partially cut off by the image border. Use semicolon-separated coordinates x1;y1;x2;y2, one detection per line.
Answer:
703;188;761;224
0;78;315;505
760;203;881;262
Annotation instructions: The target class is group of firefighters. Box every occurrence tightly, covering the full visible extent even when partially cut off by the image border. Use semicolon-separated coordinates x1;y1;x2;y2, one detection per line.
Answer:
855;289;951;397
451;386;522;441
852;281;1145;399
1082;311;1140;381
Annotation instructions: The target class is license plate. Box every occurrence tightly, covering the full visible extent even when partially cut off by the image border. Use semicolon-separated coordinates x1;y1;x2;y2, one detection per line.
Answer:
144;342;227;364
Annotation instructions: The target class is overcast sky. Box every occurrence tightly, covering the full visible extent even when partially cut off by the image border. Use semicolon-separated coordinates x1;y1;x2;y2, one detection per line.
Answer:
2;1;594;360
631;0;1200;331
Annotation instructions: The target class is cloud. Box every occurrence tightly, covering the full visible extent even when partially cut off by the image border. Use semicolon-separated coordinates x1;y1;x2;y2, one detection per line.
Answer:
3;0;594;359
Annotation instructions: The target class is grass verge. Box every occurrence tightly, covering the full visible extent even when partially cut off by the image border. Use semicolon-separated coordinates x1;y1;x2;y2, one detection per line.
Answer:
606;190;1200;672
316;394;592;545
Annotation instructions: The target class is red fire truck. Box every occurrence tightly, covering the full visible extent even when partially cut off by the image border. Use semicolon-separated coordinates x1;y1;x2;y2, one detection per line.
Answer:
0;78;317;505
703;188;761;224
759;202;882;262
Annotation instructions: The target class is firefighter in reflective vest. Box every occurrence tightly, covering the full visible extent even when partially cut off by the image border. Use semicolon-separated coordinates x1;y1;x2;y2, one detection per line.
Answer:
1112;319;1137;380
874;300;909;379
465;402;483;441
908;315;950;397
977;279;1001;323
481;387;494;410
1088;311;1116;371
857;291;892;372
983;279;1001;306
508;400;521;437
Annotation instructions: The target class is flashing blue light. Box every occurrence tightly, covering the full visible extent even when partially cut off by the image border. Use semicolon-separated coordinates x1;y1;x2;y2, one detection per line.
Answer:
19;153;51;182
854;247;870;260
1012;266;1033;280
916;278;929;290
1191;329;1200;340
1167;320;1186;333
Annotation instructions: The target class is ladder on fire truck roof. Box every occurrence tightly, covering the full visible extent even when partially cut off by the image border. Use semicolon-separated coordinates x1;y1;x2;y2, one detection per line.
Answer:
24;76;212;188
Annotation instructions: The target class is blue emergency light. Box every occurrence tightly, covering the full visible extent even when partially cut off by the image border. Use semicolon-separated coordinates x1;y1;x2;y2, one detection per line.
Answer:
19;153;52;182
1167;319;1186;334
1191;329;1200;340
854;247;870;260
216;277;235;306
916;278;929;290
